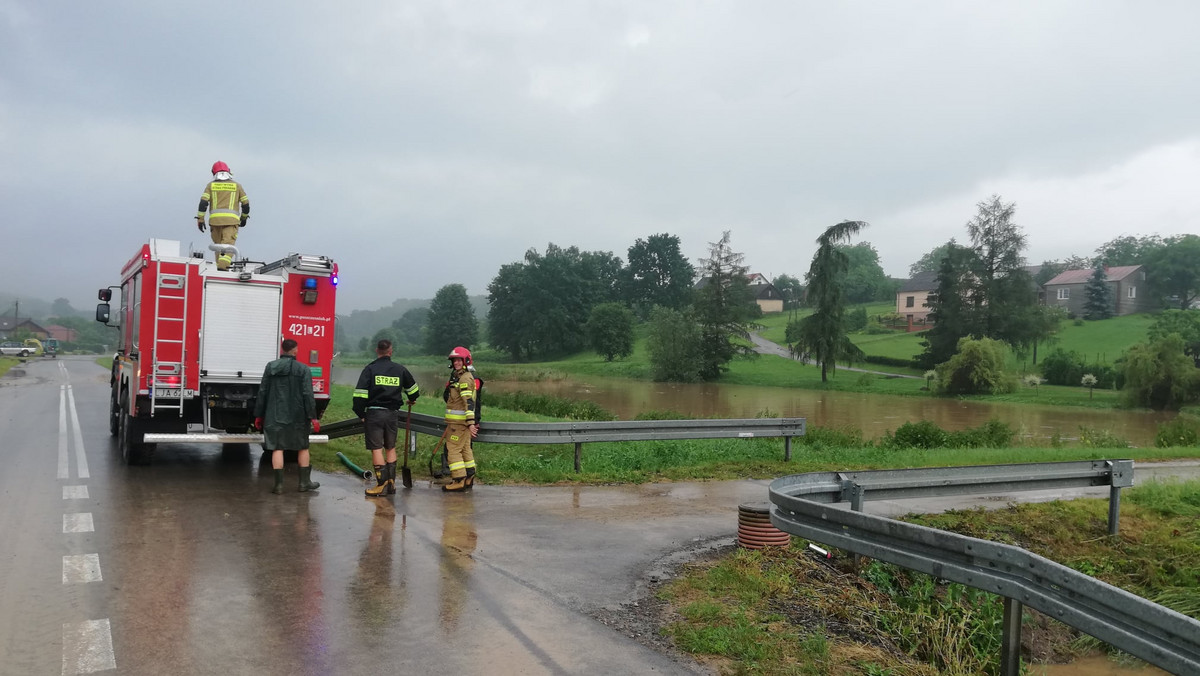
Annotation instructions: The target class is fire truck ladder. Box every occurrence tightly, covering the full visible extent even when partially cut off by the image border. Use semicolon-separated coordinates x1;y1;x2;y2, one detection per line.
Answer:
150;261;190;417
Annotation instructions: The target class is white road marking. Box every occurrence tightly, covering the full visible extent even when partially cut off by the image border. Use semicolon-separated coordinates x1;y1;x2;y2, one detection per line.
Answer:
63;485;89;499
62;554;102;584
67;386;89;479
58;386;69;480
61;619;116;675
63;513;94;534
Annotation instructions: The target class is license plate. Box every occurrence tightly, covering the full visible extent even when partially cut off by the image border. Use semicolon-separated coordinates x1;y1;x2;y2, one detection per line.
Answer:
154;388;184;398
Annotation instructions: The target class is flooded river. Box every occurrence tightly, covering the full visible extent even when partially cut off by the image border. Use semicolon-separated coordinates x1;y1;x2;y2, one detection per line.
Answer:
335;366;1173;447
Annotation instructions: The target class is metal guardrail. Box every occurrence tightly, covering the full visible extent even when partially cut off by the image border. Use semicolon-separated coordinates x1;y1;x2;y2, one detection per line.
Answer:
321;412;806;472
768;460;1200;676
144;433;331;445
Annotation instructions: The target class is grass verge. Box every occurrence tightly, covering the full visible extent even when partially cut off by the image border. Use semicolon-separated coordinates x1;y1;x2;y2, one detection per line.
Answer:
660;479;1200;675
0;356;17;379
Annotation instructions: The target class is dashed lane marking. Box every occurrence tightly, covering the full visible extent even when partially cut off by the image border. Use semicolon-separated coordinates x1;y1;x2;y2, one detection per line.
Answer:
58;386;69;480
66;386;89;479
63;485;89;499
62;554;102;585
63;513;94;534
61;619;116;675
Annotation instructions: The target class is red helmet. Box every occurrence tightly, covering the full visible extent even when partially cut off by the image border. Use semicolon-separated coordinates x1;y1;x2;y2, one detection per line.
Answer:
448;346;472;366
211;161;230;174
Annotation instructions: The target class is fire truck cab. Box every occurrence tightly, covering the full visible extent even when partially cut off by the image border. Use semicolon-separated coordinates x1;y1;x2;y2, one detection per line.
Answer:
96;239;338;464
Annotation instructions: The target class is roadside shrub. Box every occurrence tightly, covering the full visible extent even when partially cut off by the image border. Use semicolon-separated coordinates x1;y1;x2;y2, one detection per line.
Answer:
889;420;949;449
1077;426;1129;449
845;306;868;332
948;419;1016;448
1121;334;1200;410
634;409;695;421
863;355;917;369
1155;418;1200;448
799;425;865;449
863;323;895;335
934;337;1017;395
1040;349;1085;386
486;390;616;421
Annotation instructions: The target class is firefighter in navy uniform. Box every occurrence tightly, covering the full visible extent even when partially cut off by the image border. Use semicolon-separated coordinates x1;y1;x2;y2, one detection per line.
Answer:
354;339;420;497
442;346;478;492
196;161;250;271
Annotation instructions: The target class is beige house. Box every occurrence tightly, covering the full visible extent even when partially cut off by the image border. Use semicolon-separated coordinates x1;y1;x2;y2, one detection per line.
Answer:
746;273;784;313
895;271;937;326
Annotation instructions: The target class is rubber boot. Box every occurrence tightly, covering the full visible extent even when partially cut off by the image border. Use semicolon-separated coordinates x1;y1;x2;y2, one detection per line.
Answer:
365;465;391;497
298;466;320;492
385;461;397;494
271;469;285;495
432;450;450;479
465;467;476;489
442;475;468;492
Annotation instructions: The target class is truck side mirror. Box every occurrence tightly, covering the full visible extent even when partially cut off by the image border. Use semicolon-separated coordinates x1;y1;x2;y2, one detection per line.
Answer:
98;288;112;302
96;303;110;324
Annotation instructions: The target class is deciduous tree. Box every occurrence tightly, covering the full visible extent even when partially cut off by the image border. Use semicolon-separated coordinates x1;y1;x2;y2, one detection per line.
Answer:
425;284;478;356
586;302;635;361
1120;334;1200;410
622;234;695;316
646;306;702;382
908;240;958;277
1146;234;1200;310
838;242;894;303
1094;234;1164;267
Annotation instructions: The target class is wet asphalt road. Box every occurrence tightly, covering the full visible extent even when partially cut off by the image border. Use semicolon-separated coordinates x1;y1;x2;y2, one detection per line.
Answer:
4;357;1199;675
1;357;742;676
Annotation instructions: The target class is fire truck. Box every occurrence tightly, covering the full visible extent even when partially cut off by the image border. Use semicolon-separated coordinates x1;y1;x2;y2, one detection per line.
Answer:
96;239;338;464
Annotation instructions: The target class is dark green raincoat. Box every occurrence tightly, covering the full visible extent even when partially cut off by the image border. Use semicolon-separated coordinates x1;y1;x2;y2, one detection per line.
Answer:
254;354;316;451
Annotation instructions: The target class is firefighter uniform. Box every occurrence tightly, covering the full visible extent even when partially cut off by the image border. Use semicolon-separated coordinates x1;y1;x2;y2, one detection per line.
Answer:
197;179;250;270
353;355;419;495
442;365;477;489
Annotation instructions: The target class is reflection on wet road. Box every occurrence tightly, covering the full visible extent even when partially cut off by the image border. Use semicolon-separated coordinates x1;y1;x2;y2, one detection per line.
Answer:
2;358;722;675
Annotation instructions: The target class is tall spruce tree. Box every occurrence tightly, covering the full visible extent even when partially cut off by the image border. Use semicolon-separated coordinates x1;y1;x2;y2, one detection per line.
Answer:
425;283;479;355
916;244;978;369
1082;265;1115;320
789;220;869;382
693;231;760;380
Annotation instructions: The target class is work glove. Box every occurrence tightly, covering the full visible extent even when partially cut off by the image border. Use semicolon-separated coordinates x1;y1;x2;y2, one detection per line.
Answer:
254;417;263;431
239;215;248;227
196;218;206;232
311;419;321;434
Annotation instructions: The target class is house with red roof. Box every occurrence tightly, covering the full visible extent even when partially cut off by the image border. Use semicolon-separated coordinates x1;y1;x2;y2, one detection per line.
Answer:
1042;265;1152;317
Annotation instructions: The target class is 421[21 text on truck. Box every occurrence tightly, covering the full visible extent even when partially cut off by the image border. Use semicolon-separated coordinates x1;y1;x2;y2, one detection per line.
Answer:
96;239;338;464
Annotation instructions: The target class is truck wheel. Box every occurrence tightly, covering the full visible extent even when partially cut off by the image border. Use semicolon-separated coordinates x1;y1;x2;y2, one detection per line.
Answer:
119;412;155;466
109;393;120;437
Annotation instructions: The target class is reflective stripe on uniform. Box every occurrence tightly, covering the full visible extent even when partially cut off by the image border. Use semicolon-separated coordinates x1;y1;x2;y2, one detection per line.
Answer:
464;459;476;468
445;411;471;421
404;383;419;396
353;389;369;399
448;461;467;471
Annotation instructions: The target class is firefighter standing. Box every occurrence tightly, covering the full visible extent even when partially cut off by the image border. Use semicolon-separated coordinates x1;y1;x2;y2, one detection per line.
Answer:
254;339;321;494
442;346;478;492
196;161;250;271
353;339;420;497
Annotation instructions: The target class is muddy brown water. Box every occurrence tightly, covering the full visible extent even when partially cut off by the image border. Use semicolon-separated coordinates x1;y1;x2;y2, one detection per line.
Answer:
1032;655;1169;675
335;366;1174;447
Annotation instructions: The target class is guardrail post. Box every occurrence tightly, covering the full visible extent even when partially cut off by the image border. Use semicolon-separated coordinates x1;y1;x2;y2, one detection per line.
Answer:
850;483;865;569
784;436;792;462
574;442;582;473
1001;597;1022;676
1108;485;1121;536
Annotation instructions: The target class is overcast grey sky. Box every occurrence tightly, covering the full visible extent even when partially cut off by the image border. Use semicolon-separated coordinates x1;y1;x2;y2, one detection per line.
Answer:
3;1;1199;312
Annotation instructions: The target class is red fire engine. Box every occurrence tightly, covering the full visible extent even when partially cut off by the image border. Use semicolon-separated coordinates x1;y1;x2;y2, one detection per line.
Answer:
96;239;338;464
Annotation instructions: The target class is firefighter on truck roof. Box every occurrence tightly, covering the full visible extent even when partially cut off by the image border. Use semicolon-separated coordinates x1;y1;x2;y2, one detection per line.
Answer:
196;160;250;271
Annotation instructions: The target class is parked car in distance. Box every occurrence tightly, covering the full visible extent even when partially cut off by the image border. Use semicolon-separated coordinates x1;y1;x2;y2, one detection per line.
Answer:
0;341;32;357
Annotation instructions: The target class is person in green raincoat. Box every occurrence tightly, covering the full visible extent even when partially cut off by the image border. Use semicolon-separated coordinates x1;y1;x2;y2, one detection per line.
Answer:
254;339;321;494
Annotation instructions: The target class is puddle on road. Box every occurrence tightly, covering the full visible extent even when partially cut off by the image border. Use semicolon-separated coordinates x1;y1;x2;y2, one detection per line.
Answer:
1031;655;1168;675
